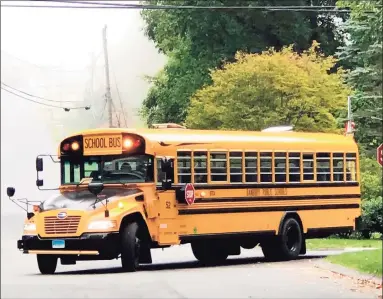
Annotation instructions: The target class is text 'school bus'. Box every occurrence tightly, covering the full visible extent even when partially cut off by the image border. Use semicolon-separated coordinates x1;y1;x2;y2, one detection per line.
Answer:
7;124;362;274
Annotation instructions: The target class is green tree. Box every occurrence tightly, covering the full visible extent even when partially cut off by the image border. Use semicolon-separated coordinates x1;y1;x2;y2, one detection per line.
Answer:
336;0;382;155
185;42;350;131
140;0;348;125
359;156;383;235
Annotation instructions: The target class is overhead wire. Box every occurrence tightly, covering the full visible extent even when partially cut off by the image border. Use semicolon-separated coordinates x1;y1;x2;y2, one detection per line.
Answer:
111;63;128;127
1;81;83;103
1;86;90;110
0;1;353;13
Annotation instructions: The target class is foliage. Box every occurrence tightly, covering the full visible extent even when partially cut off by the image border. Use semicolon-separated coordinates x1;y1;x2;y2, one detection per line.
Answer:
336;0;383;154
185;42;350;132
140;0;348;125
359;156;383;235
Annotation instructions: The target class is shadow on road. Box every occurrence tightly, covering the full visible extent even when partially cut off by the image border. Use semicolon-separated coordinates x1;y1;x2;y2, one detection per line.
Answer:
36;254;327;276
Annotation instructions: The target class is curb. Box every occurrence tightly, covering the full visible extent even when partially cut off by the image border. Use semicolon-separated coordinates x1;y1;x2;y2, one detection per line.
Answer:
313;259;382;286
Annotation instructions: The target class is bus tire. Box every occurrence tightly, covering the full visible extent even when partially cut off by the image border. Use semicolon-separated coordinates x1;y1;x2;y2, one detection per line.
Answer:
278;217;303;260
37;254;57;274
262;217;303;261
191;241;228;265
121;222;140;272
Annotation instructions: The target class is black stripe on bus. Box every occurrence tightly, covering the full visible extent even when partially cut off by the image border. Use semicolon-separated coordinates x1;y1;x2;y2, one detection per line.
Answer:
157;181;359;191
180;230;276;241
192;194;360;204
178;204;360;215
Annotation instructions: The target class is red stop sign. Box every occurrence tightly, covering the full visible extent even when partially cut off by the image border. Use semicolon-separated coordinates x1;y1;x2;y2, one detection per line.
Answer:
185;183;195;205
377;144;383;166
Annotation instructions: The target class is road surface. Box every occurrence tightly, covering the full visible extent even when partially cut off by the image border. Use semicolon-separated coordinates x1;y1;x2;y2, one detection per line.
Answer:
1;214;381;298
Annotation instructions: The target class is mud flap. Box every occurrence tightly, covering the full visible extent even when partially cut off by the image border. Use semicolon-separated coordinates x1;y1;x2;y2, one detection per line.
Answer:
139;244;152;264
300;237;306;255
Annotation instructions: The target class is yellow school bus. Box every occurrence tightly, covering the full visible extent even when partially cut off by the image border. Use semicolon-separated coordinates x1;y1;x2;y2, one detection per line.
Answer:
7;124;361;274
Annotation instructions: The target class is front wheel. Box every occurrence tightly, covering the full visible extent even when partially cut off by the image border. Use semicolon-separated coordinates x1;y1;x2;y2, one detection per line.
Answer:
121;222;140;272
37;254;57;274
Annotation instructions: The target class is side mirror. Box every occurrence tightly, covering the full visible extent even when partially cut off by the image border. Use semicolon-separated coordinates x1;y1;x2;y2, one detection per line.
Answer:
7;187;15;197
36;179;44;187
161;180;172;191
161;158;170;172
36;157;43;172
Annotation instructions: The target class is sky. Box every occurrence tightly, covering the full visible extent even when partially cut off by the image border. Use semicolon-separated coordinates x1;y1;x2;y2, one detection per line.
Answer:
1;1;166;214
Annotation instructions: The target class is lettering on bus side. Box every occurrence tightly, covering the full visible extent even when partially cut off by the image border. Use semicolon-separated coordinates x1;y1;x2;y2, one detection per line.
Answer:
84;137;121;149
247;188;288;197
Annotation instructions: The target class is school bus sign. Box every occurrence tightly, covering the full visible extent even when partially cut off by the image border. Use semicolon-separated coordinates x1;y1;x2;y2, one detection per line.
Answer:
378;144;383;166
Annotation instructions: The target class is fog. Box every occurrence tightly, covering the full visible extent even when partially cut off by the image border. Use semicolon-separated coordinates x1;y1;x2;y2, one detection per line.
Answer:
1;1;166;215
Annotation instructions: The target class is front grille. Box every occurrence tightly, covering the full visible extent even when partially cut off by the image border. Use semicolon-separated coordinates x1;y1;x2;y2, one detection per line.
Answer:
44;216;81;235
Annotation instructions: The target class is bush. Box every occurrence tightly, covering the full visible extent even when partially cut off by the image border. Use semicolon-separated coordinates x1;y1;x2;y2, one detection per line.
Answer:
359;157;383;235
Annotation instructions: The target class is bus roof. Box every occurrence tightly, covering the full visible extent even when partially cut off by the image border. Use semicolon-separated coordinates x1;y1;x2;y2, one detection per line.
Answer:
65;127;358;153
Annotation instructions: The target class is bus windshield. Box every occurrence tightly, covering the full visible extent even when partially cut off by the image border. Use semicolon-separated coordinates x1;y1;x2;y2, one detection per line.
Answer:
61;154;154;185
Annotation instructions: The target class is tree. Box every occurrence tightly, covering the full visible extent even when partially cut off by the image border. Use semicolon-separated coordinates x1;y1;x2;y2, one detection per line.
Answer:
359;156;383;235
185;42;350;132
140;0;348;125
336;0;382;155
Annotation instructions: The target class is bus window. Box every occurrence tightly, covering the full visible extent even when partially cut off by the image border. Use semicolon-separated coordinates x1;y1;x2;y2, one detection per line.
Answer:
333;153;344;182
316;153;331;182
346;153;357;181
275;152;287;183
244;152;257;183
63;161;81;184
230;152;243;183
194;152;208;183
177;151;191;184
210;152;227;182
260;152;272;183
288;153;300;182
303;153;314;181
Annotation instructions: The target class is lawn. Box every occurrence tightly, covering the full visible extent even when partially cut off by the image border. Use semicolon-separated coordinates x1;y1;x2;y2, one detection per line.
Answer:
306;238;382;250
326;248;382;276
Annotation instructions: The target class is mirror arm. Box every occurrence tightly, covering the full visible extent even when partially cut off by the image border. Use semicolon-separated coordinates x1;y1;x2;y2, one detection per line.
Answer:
37;154;60;163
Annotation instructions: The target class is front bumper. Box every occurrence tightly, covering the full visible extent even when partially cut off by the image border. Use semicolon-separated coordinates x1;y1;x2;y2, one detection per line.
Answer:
17;232;120;257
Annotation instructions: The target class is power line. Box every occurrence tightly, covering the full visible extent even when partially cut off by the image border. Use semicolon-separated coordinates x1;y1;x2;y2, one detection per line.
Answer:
111;65;128;128
0;2;352;13
1;81;82;103
1;86;91;110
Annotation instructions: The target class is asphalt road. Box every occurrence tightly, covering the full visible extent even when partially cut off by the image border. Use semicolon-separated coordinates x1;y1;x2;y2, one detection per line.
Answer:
1;214;381;299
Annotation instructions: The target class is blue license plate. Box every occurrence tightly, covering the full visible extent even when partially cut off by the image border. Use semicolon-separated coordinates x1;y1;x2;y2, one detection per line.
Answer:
52;239;65;249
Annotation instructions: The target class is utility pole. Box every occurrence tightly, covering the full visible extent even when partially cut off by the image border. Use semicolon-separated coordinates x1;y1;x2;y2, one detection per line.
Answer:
102;25;113;128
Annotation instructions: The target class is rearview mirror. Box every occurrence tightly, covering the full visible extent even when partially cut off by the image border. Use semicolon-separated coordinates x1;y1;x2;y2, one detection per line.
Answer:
36;157;43;172
36;179;44;187
7;187;15;197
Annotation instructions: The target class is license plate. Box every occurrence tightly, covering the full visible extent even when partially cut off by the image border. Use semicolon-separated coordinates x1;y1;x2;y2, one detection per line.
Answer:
83;134;122;155
52;239;65;249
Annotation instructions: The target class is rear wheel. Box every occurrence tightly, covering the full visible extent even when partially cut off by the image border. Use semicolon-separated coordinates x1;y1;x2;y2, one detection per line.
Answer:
191;240;229;265
262;217;303;261
121;222;140;272
37;254;57;274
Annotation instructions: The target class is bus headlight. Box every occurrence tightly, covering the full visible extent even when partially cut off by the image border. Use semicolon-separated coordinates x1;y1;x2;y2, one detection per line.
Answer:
87;220;117;230
24;223;36;231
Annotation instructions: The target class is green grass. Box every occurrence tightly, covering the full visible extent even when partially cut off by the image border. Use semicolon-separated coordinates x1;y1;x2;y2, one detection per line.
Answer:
326;248;382;276
307;238;382;250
